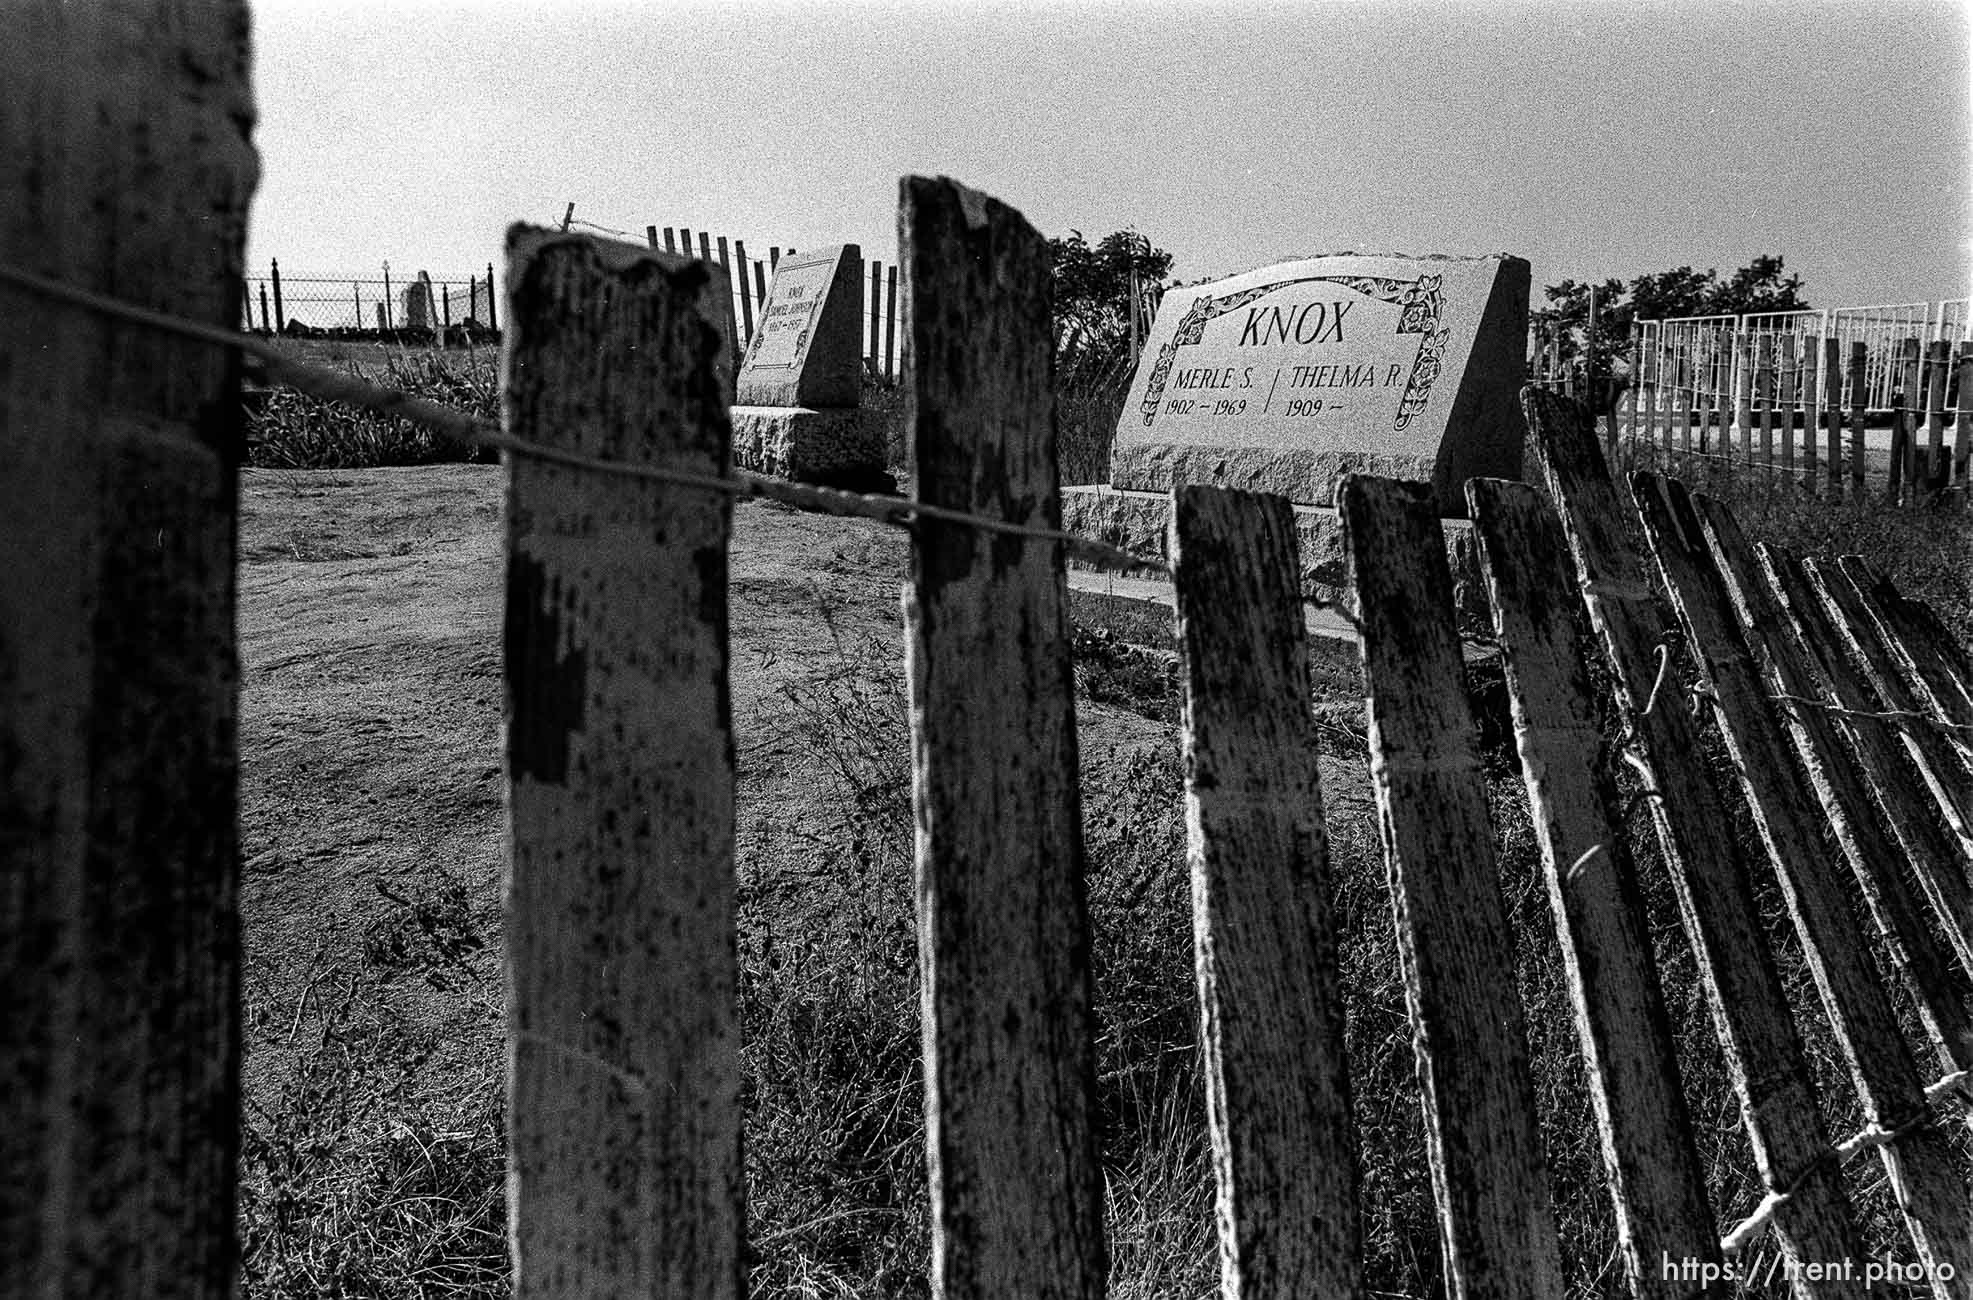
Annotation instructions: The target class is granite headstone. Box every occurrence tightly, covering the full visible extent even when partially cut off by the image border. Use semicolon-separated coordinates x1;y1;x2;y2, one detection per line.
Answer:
736;244;863;409
1111;252;1529;513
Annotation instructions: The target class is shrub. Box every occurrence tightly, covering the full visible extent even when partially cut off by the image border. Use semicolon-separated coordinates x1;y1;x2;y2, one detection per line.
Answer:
248;348;500;469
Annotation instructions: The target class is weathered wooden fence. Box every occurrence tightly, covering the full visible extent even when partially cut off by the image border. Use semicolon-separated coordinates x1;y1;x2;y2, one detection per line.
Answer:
7;13;1973;1292
643;223;903;383
1620;323;1972;502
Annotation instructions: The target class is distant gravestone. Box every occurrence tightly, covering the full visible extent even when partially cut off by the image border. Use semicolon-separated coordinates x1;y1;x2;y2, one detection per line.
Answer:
730;243;885;489
736;244;863;408
1111;252;1529;513
401;276;433;331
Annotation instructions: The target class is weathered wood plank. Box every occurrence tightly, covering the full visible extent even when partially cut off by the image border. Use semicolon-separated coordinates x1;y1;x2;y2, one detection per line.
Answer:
1890;338;1920;503
1519;389;1864;1285
1779;335;1797;473
1955;344;1972;486
1170;485;1361;1300
1847;343;1868;494
885;263;899;383
1733;333;1754;461
0;5;251;1295
1756;332;1776;465
503;230;742;1298
1923;340;1950;492
1634;473;1971;1288
1836;557;1973;740
1697;500;1973;1070
1806;559;1973;851
1341;473;1564;1300
1823;339;1843;497
899;175;1107;1300
1465;477;1721;1300
732;238;755;342
1762;546;1973;983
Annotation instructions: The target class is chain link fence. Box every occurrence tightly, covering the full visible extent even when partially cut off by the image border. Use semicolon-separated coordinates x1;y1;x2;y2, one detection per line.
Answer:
239;265;499;340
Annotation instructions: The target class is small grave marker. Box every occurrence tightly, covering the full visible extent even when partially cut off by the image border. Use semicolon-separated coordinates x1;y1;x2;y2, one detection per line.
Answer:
730;242;886;489
736;244;863;408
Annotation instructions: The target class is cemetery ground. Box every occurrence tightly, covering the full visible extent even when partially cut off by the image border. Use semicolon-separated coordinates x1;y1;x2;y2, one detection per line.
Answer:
235;348;1973;1297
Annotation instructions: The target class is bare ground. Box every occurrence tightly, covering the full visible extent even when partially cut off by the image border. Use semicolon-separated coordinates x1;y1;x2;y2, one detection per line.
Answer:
236;463;1386;1293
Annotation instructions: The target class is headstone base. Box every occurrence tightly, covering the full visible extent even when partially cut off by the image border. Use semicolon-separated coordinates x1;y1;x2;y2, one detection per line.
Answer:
1060;484;1488;629
731;405;888;489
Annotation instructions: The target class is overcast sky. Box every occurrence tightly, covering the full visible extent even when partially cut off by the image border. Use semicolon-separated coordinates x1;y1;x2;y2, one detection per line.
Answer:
246;0;1971;309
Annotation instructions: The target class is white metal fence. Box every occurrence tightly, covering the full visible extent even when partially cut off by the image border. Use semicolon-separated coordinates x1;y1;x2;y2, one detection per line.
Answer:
1637;300;1969;411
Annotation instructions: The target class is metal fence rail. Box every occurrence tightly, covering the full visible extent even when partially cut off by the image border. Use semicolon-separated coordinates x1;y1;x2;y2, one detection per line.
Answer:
237;262;498;336
1638;301;1969;412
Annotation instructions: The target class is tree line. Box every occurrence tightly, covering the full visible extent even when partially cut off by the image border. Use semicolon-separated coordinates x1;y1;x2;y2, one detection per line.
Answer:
1050;227;1810;393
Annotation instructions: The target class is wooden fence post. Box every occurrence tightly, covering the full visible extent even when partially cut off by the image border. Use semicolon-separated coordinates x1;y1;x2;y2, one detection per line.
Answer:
732;239;754;343
1676;361;1692;455
1923;339;1950;493
867;259;882;374
1954;342;1973;488
0;3;250;1294
1633;474;1972;1286
1465;478;1719;1299
1823;338;1843;496
271;255;286;332
1519;389;1866;1282
1169;485;1361;1299
486;261;498;331
502;230;741;1298
713;235;741;376
885;263;898;382
1847;342;1867;496
1342;474;1565;1300
752;257;767;308
1734;331;1756;462
1800;334;1819;483
1778;334;1797;475
1890;337;1920;502
1755;332;1776;466
899;175;1106;1300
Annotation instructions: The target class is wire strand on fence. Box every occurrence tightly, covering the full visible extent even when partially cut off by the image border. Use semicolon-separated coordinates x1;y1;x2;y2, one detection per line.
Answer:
564;216;650;244
0;260;1164;578
1719;1068;1973;1255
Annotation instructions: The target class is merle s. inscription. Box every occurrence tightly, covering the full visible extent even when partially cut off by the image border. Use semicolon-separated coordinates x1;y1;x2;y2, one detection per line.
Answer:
1137;273;1448;436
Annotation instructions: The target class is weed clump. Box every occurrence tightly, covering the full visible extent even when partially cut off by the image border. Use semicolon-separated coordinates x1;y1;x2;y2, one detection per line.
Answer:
248;349;500;469
238;983;507;1296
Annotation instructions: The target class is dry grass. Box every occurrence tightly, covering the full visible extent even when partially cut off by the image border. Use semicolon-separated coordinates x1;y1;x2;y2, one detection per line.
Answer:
1617;440;1973;641
234;384;1973;1296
